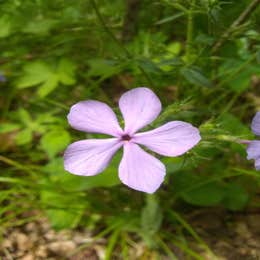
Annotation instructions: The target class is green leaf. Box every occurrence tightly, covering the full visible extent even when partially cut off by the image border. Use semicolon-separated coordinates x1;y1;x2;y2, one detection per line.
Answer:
57;58;76;85
173;171;200;195
155;57;182;72
37;74;59;98
16;59;76;97
181;182;226;206
36;113;58;124
87;59;120;79
44;155;121;191
0;15;12;38
41;190;84;230
155;12;185;25
222;184;249;211
256;50;260;64
0;123;21;133
138;58;162;74
141;195;162;235
79;165;120;190
228;67;258;92
218;59;260;92
141;195;162;248
166;42;181;56
23;18;57;35
16;62;53;89
181;67;213;88
15;129;33;145
217;113;251;136
40;129;70;158
18;108;32;125
46;209;82;230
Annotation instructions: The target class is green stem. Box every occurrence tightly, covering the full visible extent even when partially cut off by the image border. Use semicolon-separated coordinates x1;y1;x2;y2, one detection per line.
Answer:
172;241;204;260
212;0;260;53
105;229;120;260
43;98;69;110
186;0;196;64
90;0;128;57
0;155;37;177
156;236;178;259
90;0;154;87
69;222;120;257
168;210;216;258
121;233;129;260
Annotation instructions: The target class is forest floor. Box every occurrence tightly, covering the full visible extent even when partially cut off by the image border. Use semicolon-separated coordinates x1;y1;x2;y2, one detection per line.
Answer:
1;208;260;260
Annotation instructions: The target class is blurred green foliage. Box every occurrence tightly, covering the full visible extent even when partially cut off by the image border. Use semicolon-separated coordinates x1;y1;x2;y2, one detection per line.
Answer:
1;0;260;257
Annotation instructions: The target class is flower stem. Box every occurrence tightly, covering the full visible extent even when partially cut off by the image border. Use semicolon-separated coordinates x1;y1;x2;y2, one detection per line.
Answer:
90;0;154;87
185;0;196;64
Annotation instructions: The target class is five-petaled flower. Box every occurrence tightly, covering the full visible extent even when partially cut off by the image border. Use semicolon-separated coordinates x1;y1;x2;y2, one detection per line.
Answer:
64;87;201;193
247;112;260;170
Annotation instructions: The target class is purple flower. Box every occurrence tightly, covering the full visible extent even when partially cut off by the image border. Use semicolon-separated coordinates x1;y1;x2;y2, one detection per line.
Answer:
64;87;201;193
247;112;260;170
0;73;6;82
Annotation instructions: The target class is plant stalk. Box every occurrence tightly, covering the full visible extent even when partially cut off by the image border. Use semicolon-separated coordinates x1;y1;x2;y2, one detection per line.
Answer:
212;0;260;53
90;0;154;87
186;0;196;63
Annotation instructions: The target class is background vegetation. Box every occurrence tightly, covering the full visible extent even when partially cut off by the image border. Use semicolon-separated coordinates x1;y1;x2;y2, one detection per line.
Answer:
1;0;260;258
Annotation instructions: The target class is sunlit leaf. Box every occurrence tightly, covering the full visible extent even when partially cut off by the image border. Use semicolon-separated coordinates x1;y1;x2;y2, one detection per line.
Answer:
57;58;76;85
15;129;33;145
18;109;32;125
0;123;21;133
46;209;82;230
37;74;59;98
0;15;12;38
40;128;71;158
16;59;77;97
16;62;53;89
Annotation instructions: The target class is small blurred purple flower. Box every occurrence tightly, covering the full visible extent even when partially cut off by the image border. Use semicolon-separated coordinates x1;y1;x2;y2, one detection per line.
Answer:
64;87;201;193
0;72;6;82
247;112;260;170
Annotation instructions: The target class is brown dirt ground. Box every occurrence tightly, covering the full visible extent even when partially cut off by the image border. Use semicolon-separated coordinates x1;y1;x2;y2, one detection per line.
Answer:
0;209;260;260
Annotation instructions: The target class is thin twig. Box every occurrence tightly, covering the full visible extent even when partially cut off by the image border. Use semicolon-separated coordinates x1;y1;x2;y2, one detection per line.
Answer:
212;0;260;53
90;0;154;87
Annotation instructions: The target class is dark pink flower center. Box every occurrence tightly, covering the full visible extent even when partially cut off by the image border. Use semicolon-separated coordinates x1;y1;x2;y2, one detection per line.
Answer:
121;134;131;141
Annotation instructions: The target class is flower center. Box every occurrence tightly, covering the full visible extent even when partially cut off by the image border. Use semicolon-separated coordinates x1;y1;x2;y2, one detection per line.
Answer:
121;134;131;141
